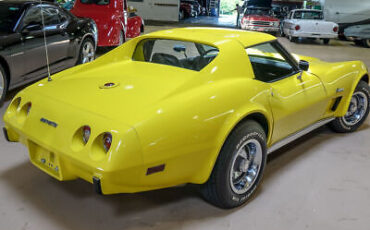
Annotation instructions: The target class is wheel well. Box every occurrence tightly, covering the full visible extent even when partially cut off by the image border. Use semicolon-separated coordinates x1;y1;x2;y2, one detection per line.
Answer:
236;113;269;139
0;56;10;86
361;74;369;84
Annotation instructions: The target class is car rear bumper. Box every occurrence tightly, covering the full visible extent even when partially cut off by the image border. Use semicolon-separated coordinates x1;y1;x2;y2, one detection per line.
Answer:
290;31;338;39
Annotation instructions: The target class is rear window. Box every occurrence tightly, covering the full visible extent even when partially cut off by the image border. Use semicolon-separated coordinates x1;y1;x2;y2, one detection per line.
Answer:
80;0;109;5
293;11;323;20
132;39;219;71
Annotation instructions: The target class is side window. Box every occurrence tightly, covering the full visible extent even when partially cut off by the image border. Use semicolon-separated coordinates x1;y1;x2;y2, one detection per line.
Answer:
132;39;219;71
23;7;42;26
41;7;60;26
59;10;69;23
246;42;297;82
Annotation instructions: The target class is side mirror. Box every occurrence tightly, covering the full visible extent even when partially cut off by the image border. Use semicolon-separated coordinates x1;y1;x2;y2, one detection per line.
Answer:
299;60;309;71
173;44;186;53
22;22;42;33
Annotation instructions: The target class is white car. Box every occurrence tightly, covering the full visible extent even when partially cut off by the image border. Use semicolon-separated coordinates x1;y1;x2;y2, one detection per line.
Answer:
281;9;338;44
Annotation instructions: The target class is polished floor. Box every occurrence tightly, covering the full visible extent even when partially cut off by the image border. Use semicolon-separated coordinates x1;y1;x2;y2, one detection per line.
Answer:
0;26;369;230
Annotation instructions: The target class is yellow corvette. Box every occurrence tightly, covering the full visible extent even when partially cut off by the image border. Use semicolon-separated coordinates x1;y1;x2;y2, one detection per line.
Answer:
3;28;369;209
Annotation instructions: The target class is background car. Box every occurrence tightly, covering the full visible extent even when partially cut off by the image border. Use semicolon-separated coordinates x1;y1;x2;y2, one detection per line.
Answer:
3;28;369;209
179;1;196;20
344;24;370;48
281;9;338;44
70;0;144;47
0;0;97;105
240;7;280;36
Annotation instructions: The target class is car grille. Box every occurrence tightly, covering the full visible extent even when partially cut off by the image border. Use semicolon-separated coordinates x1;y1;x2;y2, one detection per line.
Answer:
250;21;273;26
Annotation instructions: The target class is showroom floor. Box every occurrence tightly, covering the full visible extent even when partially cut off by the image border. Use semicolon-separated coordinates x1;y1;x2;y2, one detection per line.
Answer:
1;26;369;230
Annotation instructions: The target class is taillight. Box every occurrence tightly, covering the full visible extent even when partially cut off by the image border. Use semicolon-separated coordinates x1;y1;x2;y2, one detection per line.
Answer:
103;133;112;152
333;26;338;32
82;126;91;144
295;25;300;31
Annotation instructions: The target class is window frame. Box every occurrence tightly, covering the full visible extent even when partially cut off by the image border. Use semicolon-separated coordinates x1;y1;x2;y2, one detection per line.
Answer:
245;40;300;83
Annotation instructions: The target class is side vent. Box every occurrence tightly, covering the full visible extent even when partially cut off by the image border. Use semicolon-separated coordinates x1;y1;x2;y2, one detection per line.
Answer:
331;96;342;111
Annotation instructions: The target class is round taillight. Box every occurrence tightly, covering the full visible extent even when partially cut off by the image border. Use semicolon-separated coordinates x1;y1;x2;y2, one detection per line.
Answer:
103;133;112;152
333;26;338;32
82;126;91;144
295;25;300;31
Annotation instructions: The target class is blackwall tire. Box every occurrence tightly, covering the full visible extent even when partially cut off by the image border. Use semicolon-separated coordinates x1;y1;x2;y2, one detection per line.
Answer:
201;120;267;209
0;64;8;106
329;81;370;133
323;38;330;45
362;39;370;48
77;38;95;64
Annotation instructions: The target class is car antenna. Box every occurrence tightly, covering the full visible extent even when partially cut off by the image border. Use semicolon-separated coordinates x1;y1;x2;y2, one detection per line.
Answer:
39;1;52;82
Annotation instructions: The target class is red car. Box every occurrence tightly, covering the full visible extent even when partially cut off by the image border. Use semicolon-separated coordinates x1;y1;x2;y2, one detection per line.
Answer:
71;0;144;47
241;7;280;35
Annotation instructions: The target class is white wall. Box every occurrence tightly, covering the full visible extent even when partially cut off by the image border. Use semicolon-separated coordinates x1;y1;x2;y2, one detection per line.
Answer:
128;0;180;22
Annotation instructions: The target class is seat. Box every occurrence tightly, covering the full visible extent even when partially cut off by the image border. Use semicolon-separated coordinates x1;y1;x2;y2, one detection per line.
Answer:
151;53;182;68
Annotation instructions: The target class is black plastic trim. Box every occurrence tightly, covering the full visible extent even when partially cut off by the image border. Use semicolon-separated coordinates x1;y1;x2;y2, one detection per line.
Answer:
93;177;102;195
331;96;342;111
3;127;11;142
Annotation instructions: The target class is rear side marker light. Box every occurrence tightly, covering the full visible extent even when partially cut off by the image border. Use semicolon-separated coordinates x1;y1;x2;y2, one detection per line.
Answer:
146;164;166;175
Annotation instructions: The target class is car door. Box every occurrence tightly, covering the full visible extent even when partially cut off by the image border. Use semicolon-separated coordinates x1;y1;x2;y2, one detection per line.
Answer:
245;41;328;144
127;11;141;38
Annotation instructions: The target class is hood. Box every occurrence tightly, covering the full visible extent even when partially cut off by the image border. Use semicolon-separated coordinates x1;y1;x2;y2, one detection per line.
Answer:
244;15;278;22
25;60;199;125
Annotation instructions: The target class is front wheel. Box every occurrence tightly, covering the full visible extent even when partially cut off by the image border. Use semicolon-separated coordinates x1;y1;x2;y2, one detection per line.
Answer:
323;38;330;45
0;64;8;106
201;120;267;209
77;38;95;64
329;81;369;132
362;39;370;48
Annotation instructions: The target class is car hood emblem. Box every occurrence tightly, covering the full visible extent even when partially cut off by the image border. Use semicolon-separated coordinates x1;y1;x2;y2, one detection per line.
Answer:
40;118;58;128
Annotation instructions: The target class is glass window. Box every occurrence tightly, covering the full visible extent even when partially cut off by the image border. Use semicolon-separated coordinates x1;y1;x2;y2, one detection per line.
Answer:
246;42;296;82
23;7;42;27
293;10;323;20
81;0;110;5
0;3;22;32
41;7;60;26
133;39;219;71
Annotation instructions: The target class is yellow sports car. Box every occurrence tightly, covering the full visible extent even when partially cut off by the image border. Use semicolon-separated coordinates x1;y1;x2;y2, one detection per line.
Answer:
3;28;369;209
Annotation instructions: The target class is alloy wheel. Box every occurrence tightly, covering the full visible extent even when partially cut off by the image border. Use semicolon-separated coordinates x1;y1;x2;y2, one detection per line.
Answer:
82;41;95;64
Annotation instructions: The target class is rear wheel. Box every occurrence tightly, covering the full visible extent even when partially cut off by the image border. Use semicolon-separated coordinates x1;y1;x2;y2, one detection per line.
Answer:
201;120;267;209
323;38;330;45
329;81;369;132
77;38;95;64
289;35;297;42
0;64;8;106
362;39;370;48
179;9;185;20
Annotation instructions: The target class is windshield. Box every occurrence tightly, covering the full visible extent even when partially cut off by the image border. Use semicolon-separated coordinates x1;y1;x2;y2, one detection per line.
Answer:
244;8;271;16
293;11;323;20
0;3;22;32
132;39;219;71
80;0;109;5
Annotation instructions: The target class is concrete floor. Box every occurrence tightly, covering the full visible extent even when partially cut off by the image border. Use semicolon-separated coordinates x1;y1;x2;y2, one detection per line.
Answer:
1;26;370;230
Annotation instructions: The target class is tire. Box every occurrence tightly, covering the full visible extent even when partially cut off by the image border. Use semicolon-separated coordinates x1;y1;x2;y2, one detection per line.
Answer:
179;9;185;20
289;35;297;42
362;39;370;48
77;37;95;65
329;81;370;133
323;38;330;45
354;40;363;46
201;120;267;209
0;64;8;106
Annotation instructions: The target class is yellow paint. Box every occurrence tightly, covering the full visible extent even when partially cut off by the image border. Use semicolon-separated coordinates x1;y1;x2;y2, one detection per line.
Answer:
3;28;368;194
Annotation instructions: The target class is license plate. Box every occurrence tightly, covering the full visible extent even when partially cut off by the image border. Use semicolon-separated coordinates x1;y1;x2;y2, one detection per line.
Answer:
30;144;61;179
